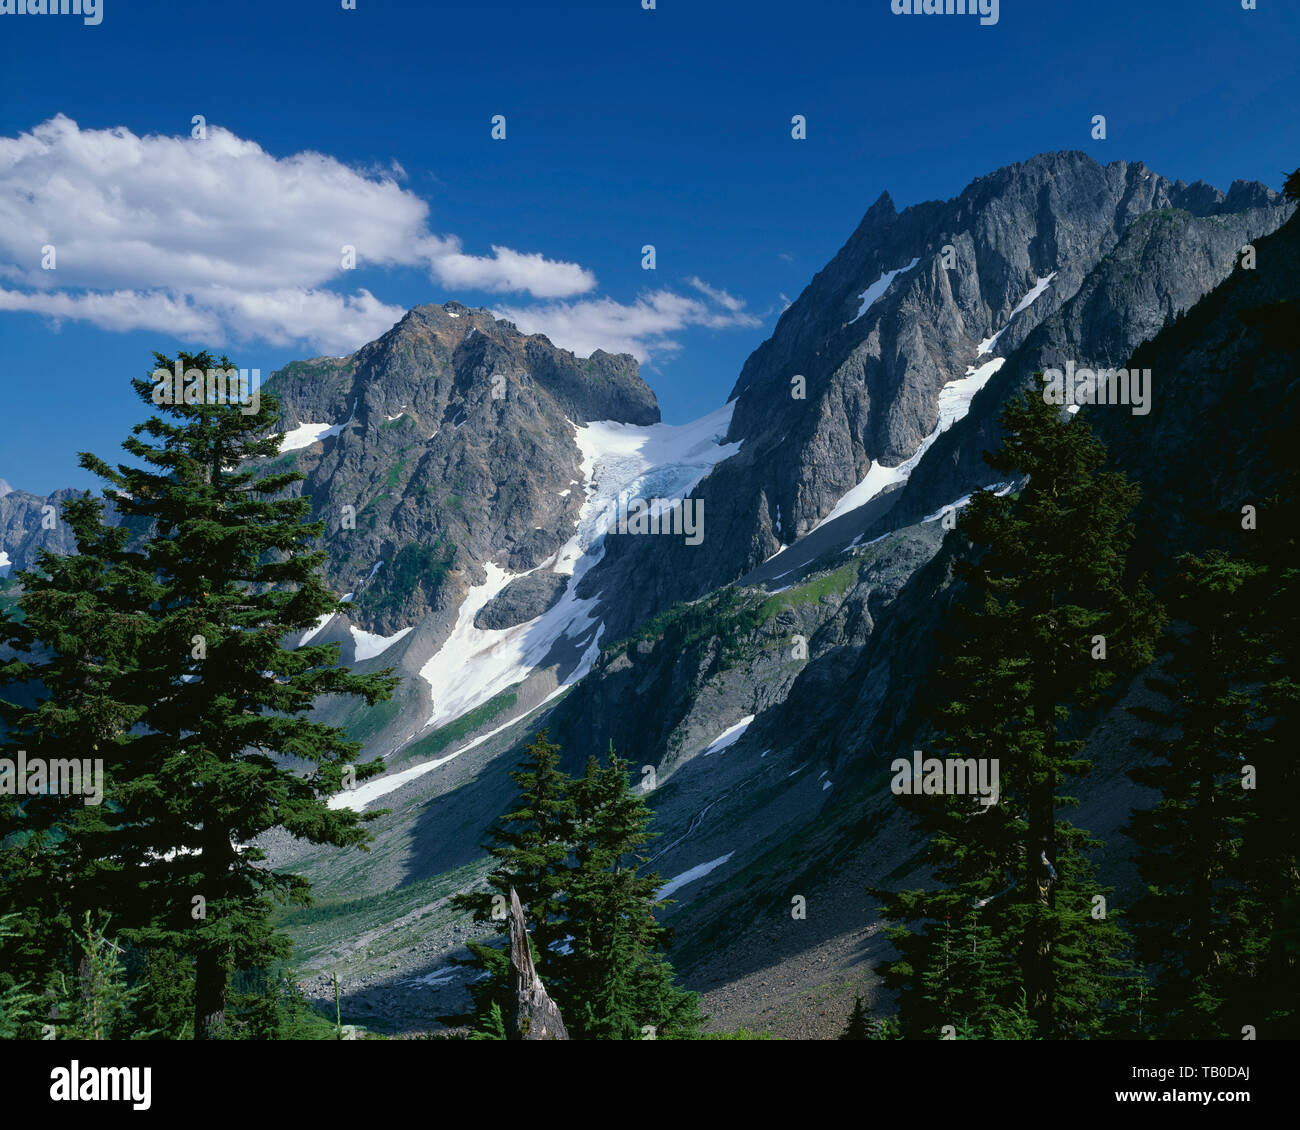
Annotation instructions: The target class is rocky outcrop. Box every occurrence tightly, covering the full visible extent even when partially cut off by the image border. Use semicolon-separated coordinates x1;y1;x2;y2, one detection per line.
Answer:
263;302;657;638
0;487;96;574
583;154;1289;642
474;572;569;630
880;195;1291;533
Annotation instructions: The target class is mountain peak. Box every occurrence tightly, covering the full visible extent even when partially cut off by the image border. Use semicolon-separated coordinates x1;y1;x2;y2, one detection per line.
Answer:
864;188;896;218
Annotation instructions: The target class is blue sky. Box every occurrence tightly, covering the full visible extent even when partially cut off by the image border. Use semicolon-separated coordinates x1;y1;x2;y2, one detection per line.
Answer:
2;0;1297;494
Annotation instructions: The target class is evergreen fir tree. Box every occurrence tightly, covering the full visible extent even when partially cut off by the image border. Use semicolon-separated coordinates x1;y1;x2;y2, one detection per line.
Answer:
1283;167;1300;204
577;907;642;1040
839;995;872;1040
51;912;145;1040
1125;551;1260;1037
450;731;576;1027
916;909;1017;1038
451;737;703;1038
1238;415;1300;1037
133;944;196;1039
0;913;42;1039
5;350;399;1039
875;377;1162;1038
566;746;704;1039
0;490;152;998
451;938;513;1033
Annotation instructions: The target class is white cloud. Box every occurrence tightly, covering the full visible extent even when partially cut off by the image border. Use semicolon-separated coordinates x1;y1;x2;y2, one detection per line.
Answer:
0;287;218;337
0;285;408;358
495;285;761;362
0;116;595;351
0;117;758;363
686;276;746;313
184;287;410;356
421;238;595;299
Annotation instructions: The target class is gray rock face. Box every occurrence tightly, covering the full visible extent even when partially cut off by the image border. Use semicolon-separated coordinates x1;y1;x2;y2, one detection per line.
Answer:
790;212;1300;795
474;572;568;630
1091;210;1300;574
262;302;657;638
0;487;90;573
549;525;943;778
582;153;1288;644
879;196;1292;532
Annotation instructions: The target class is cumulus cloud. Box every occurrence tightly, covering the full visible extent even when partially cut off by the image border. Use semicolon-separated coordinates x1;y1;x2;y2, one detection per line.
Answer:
0;287;219;338
0;116;758;362
496;284;762;362
0;115;595;352
420;238;596;299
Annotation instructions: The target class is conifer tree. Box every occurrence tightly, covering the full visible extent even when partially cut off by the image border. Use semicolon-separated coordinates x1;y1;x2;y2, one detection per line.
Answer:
133;945;196;1039
1239;416;1300;1037
875;377;1162;1037
451;736;703;1038
839;995;872;1040
0;491;152;994
918;909;1014;1036
0;913;42;1039
1283;167;1300;204
5;350;399;1039
54;912;144;1040
1125;551;1260;1037
576;909;642;1040
566;746;703;1039
452;730;576;998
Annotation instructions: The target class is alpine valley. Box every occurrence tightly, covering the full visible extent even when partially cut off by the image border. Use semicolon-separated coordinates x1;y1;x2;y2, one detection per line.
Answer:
3;150;1296;1039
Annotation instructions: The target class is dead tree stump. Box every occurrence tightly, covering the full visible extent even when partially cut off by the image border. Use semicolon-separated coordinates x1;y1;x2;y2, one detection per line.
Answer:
508;887;568;1040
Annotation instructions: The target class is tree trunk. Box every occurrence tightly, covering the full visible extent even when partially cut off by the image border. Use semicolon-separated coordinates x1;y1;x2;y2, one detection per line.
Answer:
1026;687;1057;1033
508;888;568;1040
194;834;232;1040
78;955;101;1040
193;945;229;1040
